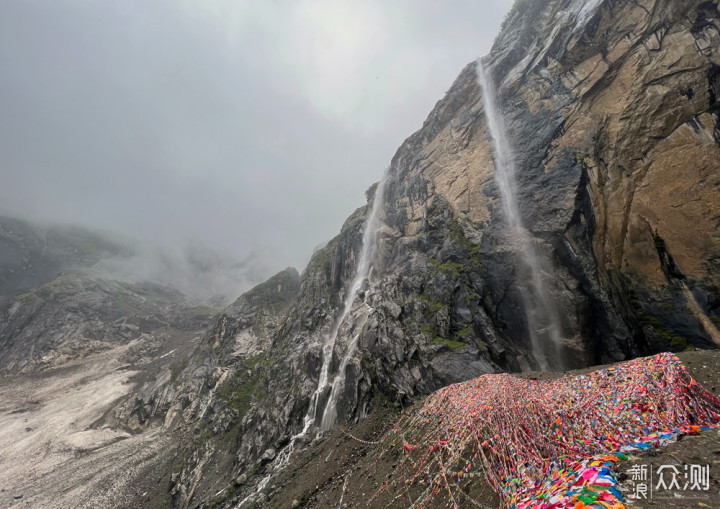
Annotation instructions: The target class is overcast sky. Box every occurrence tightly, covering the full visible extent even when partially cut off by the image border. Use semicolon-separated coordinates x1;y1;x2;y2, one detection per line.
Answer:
0;0;512;284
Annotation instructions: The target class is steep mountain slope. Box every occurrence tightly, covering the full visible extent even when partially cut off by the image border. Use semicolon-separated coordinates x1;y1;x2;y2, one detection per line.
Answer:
0;218;218;507
0;274;193;374
0;216;217;375
163;0;720;507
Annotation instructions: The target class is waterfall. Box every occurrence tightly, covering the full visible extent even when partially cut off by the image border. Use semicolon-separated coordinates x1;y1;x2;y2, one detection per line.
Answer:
476;59;565;370
298;172;386;434
318;172;387;431
235;172;387;508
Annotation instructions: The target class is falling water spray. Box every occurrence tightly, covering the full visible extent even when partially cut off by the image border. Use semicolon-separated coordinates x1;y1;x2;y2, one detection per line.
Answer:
476;59;565;370
235;172;388;507
320;174;387;431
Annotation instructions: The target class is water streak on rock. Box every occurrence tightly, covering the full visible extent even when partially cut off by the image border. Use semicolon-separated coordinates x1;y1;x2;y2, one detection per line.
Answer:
476;59;565;370
320;172;388;431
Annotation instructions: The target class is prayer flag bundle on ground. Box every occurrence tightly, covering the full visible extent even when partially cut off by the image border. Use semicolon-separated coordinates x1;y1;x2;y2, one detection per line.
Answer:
380;353;720;508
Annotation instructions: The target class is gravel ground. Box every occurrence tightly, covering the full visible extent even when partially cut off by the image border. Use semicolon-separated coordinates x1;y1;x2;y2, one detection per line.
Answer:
0;343;172;509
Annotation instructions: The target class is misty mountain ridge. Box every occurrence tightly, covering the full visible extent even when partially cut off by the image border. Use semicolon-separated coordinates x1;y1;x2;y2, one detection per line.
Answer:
0;214;271;305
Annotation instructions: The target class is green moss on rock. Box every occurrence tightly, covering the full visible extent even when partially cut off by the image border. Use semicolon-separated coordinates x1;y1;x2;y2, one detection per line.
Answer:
431;337;468;351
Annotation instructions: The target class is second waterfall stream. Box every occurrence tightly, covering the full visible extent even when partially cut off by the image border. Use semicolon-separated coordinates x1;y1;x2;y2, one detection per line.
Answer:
476;58;565;371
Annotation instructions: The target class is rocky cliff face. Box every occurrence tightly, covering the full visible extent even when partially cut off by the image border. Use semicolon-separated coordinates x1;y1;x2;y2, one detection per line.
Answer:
166;1;720;506
274;0;719;424
487;0;720;359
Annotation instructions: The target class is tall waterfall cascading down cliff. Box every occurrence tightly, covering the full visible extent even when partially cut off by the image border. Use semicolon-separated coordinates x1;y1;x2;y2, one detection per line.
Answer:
476;59;566;370
235;173;388;507
320;173;388;432
151;1;720;505
310;171;388;433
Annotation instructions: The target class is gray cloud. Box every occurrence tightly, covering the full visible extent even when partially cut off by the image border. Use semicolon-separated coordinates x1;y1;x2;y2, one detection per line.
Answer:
0;0;512;296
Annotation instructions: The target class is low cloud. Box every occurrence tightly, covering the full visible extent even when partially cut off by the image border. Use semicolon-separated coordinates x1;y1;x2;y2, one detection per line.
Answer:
0;0;512;297
95;239;270;305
